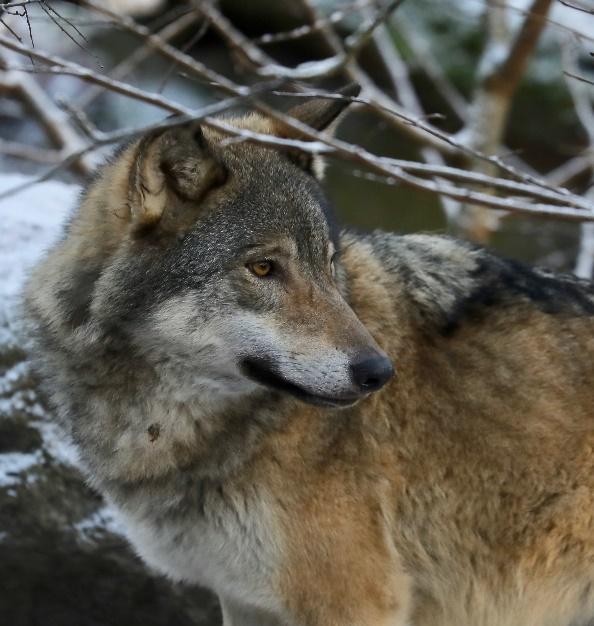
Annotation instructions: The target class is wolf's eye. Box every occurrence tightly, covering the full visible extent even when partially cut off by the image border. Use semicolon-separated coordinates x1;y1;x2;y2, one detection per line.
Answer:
248;260;273;278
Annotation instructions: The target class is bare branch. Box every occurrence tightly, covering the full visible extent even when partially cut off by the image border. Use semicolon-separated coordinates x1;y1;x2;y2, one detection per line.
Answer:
489;0;555;98
75;10;199;108
452;0;554;241
296;0;461;152
58;99;105;141
0;94;255;201
1;91;592;225
38;1;90;56
548;153;592;186
0;34;191;114
197;0;405;80
252;1;375;45
357;5;460;220
0;15;22;40
488;0;594;44
206;117;594;221
78;0;242;95
273;89;575;203
2;0;593;240
83;0;461;160
565;71;594;87
0;1;43;8
390;19;468;121
0;44;94;174
0;138;61;163
156;15;208;93
344;0;407;58
196;0;344;79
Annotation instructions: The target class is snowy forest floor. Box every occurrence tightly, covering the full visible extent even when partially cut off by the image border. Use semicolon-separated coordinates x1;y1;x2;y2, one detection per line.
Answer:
0;174;221;626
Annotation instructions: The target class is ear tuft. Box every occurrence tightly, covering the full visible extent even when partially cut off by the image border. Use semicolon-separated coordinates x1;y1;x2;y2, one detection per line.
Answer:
159;127;226;201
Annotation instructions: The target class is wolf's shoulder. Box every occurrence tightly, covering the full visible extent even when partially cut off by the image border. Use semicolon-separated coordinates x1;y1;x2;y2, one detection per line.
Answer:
341;230;594;333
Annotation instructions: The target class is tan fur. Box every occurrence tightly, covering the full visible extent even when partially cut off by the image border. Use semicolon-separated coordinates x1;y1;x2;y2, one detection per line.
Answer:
217;235;594;624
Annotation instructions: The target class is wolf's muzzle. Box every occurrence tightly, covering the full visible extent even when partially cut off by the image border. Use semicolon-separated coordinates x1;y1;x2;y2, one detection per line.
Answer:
240;349;394;408
241;356;362;407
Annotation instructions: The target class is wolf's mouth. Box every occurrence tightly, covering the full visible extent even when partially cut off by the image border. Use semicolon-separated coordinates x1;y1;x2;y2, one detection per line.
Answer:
240;357;359;408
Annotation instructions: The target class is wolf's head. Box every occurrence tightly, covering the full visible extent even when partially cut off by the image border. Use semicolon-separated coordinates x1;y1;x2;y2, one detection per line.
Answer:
33;89;393;409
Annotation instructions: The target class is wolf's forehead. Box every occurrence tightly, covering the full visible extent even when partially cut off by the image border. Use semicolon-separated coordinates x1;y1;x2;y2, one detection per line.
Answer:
254;193;333;258
222;160;335;249
219;198;331;261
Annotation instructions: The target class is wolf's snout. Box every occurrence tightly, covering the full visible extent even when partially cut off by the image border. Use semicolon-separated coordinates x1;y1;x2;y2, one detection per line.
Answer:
350;351;394;393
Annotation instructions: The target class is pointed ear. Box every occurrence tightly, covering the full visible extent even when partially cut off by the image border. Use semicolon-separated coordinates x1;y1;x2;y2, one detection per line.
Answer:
278;83;360;177
128;124;226;233
285;83;361;133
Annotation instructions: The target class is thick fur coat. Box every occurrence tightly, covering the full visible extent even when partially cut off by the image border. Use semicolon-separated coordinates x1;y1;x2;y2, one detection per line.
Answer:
25;93;594;626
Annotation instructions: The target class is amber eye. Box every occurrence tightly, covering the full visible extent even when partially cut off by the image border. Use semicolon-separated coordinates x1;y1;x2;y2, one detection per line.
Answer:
248;260;273;278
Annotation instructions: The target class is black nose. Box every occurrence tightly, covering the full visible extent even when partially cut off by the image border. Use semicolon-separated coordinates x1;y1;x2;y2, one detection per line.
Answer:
350;352;394;393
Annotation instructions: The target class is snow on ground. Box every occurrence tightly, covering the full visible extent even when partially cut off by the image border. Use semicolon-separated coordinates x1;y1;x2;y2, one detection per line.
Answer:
0;450;44;488
75;505;126;540
0;174;79;484
0;174;78;300
32;417;80;468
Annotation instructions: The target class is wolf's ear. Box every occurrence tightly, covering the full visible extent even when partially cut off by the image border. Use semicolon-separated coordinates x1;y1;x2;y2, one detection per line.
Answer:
278;83;360;176
128;124;225;232
285;83;360;132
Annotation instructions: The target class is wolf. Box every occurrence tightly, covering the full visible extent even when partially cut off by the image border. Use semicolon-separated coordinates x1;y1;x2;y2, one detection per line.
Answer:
24;86;594;626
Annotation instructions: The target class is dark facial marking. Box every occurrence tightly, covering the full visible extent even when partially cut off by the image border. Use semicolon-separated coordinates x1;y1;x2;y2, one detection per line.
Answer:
147;423;161;443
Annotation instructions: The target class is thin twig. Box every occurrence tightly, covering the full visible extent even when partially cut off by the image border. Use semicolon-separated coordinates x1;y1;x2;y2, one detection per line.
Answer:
198;0;406;80
156;15;208;93
0;138;61;163
76;10;199;108
78;0;242;95
39;1;89;56
565;70;594;87
252;1;375;45
0;16;21;40
0;34;192;114
0;43;94;174
558;0;594;15
391;19;468;120
0;1;43;7
58;98;105;141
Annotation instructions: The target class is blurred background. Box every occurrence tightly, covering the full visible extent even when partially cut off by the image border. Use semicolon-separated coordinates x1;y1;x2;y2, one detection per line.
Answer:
1;0;594;624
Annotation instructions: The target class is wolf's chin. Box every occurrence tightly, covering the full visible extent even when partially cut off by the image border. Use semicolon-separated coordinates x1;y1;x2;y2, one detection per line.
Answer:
239;357;361;409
